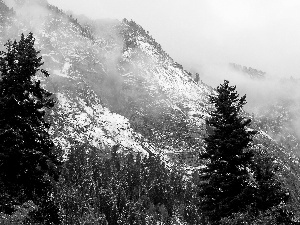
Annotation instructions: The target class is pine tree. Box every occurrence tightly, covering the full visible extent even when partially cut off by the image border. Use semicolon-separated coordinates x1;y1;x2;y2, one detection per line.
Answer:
198;80;256;223
0;33;60;223
248;150;293;223
251;150;288;211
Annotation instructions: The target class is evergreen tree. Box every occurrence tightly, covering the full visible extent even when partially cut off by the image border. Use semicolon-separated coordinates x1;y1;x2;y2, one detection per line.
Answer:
195;73;200;83
250;150;289;212
198;80;256;223
0;33;60;223
248;150;293;223
198;80;294;224
218;150;294;225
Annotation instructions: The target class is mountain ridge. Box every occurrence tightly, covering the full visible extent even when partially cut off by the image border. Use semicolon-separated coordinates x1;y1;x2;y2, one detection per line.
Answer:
1;0;300;215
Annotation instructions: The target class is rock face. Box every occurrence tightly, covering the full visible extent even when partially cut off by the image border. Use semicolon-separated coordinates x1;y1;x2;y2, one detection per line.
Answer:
1;0;300;209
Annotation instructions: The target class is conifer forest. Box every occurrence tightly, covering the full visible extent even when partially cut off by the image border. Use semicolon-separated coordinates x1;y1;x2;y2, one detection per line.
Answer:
1;1;300;224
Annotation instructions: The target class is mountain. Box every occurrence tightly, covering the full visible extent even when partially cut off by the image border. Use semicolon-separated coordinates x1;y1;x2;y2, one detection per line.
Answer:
229;63;266;79
1;0;213;164
1;0;300;218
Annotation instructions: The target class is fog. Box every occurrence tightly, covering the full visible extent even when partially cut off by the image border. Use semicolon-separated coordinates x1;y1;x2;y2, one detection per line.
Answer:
45;0;300;116
46;0;300;79
3;0;300;148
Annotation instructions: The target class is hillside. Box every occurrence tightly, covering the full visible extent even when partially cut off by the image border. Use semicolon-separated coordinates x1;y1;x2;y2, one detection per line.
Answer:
0;0;214;163
1;0;300;222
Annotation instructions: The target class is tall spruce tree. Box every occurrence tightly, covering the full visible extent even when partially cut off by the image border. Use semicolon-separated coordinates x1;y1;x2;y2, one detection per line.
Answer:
199;80;256;223
0;33;60;223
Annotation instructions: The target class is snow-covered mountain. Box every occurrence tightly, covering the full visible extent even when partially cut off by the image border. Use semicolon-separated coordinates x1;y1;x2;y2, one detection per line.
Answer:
1;0;300;210
0;0;212;160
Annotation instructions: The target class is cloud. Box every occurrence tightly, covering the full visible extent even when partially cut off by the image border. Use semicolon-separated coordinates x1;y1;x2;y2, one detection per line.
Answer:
147;0;300;80
45;0;300;80
2;0;50;37
4;0;300;146
3;0;17;8
199;63;300;150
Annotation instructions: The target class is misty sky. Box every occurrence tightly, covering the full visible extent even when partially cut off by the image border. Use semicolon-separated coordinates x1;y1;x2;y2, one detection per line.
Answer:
48;0;300;78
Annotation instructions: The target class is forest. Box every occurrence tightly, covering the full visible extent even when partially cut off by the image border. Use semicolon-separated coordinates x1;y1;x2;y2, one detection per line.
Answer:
0;33;298;224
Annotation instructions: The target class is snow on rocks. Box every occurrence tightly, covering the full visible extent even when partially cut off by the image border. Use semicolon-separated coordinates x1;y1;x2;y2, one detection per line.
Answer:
54;91;147;156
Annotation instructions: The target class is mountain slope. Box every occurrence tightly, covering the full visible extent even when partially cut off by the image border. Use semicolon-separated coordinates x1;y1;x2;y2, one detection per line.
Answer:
1;0;300;212
1;0;212;159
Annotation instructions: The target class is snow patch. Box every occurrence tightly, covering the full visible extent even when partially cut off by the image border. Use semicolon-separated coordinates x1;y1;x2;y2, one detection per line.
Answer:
53;69;70;78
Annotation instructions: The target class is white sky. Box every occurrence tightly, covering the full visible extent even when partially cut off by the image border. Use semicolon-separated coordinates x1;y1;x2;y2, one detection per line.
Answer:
47;0;300;78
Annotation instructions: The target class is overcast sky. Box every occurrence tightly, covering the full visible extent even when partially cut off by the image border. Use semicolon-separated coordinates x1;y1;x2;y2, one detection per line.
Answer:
47;0;300;78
